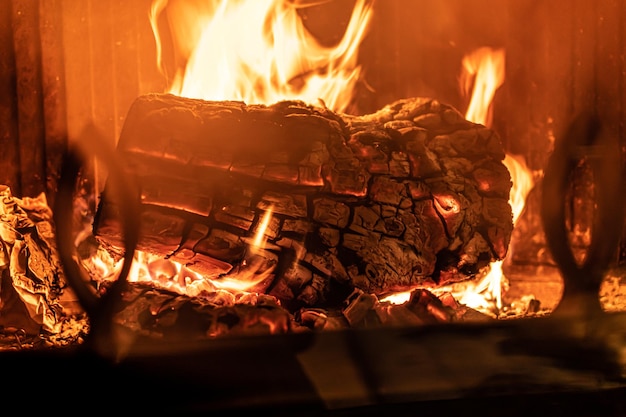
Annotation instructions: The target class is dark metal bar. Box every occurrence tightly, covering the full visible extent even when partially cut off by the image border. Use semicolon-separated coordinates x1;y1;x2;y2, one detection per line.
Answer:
0;2;21;194
11;0;46;198
38;0;68;207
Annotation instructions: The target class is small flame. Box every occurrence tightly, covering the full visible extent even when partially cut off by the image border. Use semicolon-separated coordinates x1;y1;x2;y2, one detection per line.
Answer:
505;154;535;224
253;207;273;249
150;0;373;112
83;245;273;297
460;47;505;128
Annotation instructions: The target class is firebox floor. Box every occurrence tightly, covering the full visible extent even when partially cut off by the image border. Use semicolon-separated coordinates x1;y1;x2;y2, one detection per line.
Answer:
2;309;626;416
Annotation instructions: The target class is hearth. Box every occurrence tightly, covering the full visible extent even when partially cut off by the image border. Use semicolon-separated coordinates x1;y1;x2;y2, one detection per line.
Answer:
1;0;626;414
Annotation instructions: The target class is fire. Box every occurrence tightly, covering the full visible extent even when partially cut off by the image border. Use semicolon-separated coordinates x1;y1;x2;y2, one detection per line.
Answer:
381;47;534;315
460;47;505;128
83;209;276;297
95;6;527;316
150;0;374;112
85;0;373;297
457;153;534;313
253;207;273;249
456;47;534;315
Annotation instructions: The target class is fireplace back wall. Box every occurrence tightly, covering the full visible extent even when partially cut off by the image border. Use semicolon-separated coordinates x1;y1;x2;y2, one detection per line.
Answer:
1;0;625;265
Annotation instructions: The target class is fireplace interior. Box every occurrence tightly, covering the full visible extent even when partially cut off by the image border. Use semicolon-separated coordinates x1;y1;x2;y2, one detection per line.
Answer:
1;0;626;414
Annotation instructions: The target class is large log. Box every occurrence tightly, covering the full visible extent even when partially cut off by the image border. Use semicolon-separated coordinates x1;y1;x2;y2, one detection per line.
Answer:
93;93;513;310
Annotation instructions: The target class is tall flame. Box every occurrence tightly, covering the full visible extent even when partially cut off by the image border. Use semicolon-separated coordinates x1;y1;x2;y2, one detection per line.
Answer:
150;0;374;112
459;47;535;314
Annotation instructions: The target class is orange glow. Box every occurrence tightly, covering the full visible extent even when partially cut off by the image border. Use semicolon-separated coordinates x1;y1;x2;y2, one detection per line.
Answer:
83;246;273;297
380;291;412;305
150;0;373;112
82;209;277;296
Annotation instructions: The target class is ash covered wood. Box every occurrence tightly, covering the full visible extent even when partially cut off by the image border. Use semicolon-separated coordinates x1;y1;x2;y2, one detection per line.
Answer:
93;94;513;311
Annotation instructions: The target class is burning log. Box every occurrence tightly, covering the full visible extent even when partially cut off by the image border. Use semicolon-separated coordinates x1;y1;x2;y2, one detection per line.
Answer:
93;93;513;311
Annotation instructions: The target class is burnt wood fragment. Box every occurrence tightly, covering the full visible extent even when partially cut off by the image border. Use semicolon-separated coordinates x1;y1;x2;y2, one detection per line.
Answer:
93;94;513;310
108;282;292;339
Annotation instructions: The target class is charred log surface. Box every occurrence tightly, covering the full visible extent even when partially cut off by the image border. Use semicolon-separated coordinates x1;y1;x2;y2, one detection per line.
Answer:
93;94;513;310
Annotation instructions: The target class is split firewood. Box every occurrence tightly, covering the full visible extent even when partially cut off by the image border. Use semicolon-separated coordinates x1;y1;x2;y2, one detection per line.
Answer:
93;94;513;311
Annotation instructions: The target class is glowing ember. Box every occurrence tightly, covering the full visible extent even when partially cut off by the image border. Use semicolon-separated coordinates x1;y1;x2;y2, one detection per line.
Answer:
150;0;373;112
83;207;278;296
433;194;461;215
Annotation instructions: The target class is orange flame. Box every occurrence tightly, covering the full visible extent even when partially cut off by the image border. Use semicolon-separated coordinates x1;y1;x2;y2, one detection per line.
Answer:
150;0;373;112
253;207;273;249
461;46;505;128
